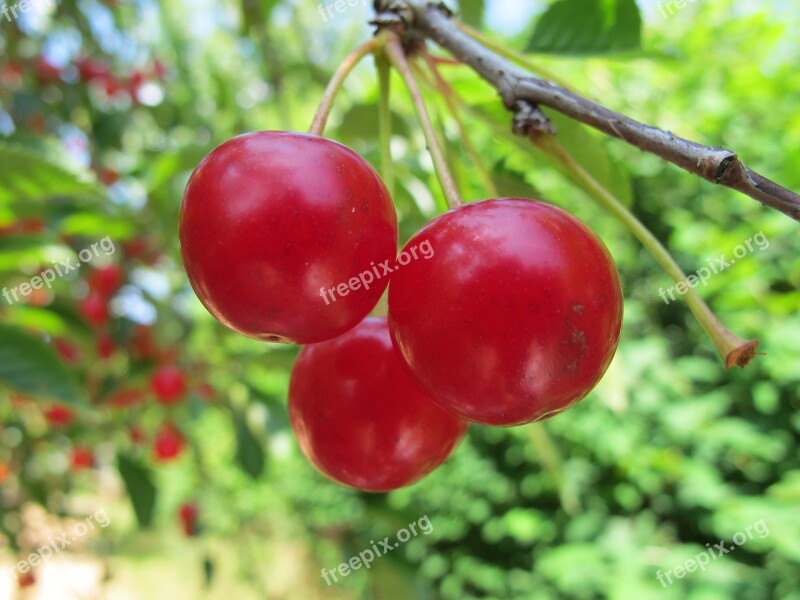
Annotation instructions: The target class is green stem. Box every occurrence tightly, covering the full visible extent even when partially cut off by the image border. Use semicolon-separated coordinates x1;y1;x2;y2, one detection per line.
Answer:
384;33;463;209
456;22;573;90
418;50;498;197
536;135;758;368
309;36;384;136
375;50;395;200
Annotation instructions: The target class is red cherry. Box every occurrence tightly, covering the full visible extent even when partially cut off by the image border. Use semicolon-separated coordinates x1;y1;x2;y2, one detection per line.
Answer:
179;131;398;344
388;198;623;426
289;317;467;492
53;337;81;363
88;264;124;297
75;57;110;82
18;571;36;588
105;388;144;408
79;293;110;327
153;423;185;461
34;55;61;82
151;59;168;80
150;366;187;405
71;446;94;470
130;324;159;360
178;502;199;536
129;425;146;444
45;404;75;427
0;462;9;483
96;332;116;359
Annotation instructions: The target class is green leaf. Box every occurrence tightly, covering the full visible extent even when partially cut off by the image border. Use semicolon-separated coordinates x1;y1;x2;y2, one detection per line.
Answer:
458;0;485;27
0;142;103;204
233;409;265;479
117;453;157;528
491;158;542;199
526;0;642;55
0;324;84;404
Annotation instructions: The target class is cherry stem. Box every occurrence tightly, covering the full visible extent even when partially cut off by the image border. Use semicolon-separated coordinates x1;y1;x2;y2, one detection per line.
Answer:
536;135;759;368
375;50;395;200
309;36;384;136
456;22;573;90
384;33;463;209
418;48;498;198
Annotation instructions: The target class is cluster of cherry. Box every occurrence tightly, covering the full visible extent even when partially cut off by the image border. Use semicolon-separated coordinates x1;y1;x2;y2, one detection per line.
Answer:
179;131;623;492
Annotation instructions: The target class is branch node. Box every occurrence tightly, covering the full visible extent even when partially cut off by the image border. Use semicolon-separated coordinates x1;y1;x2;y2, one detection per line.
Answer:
512;100;556;137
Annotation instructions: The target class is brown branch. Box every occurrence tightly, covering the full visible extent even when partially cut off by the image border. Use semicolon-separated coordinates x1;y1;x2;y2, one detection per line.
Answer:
381;1;800;222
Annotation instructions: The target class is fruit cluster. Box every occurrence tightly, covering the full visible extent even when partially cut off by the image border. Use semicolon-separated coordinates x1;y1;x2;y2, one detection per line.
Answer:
180;131;623;492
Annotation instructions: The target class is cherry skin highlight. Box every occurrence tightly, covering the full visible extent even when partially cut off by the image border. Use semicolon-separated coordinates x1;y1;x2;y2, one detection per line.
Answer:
388;198;623;427
179;131;398;344
289;316;468;492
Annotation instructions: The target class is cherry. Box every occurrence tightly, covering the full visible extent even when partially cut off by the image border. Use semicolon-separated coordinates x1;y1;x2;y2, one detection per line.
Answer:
78;293;110;327
71;446;94;470
34;55;61;82
18;571;36;588
105;388;144;409
87;264;124;297
45;404;75;427
129;425;146;444
178;502;199;536
150;365;187;404
0;462;9;484
153;423;185;461
96;332;116;359
75;57;110;82
388;198;623;427
180;131;397;344
53;337;81;363
289;317;467;492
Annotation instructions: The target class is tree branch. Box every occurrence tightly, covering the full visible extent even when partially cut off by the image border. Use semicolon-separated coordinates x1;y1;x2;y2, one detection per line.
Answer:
384;1;800;221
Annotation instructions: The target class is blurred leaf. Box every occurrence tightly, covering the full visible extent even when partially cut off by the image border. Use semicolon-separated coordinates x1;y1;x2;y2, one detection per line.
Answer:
492;158;542;199
458;0;485;27
0;142;103;204
233;408;265;479
0;324;84;404
117;453;157;528
544;111;633;206
526;0;642;55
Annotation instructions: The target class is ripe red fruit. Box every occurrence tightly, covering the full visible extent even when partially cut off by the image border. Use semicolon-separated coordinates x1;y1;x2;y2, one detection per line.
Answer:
53;337;81;363
129;425;146;444
79;293;110;327
153;423;185;461
96;332;116;359
34;55;61;82
75;57;110;82
180;131;397;344
45;404;75;427
0;462;10;483
105;388;144;408
178;502;199;536
71;447;94;470
18;571;36;588
88;264;123;297
289;317;467;492
388;198;623;427
150;366;187;404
